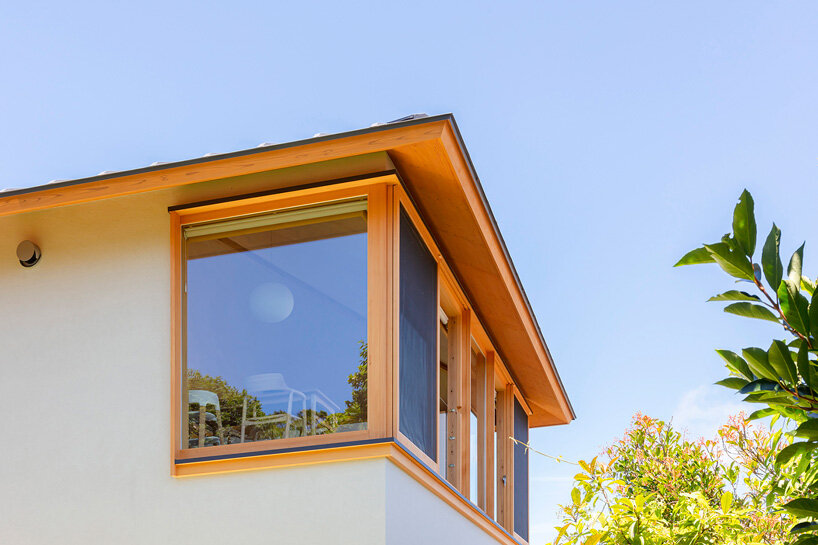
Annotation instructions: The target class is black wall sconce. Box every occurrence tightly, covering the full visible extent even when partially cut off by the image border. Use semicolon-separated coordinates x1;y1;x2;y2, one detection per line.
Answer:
17;240;41;267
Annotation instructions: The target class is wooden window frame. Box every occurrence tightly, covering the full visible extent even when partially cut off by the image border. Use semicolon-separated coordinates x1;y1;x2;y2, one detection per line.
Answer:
171;175;398;474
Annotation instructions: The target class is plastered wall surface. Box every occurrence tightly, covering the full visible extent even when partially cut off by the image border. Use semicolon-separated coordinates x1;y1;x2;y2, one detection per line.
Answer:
0;190;386;545
384;462;499;545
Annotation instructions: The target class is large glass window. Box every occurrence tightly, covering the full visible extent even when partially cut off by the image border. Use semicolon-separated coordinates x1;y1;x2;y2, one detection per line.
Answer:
182;200;368;449
398;208;438;461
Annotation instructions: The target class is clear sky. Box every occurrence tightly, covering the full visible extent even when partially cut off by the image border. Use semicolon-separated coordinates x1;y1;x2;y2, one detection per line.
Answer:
2;2;817;542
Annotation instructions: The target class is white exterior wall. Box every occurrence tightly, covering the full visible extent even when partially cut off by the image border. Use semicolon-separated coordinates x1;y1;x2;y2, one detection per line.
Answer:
384;463;499;545
0;191;387;545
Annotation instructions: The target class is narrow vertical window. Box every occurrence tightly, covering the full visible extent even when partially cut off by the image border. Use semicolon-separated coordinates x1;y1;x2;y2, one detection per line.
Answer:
513;397;529;540
398;208;438;460
470;347;485;506
182;200;368;449
438;315;450;473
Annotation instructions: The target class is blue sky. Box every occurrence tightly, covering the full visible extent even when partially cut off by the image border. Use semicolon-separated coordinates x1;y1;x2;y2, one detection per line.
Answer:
2;2;818;542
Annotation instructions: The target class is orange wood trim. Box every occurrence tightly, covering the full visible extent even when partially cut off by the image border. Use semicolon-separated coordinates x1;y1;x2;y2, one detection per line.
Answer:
170;211;182;476
387;444;523;545
457;309;472;496
172;178;398;464
396;430;438;470
485;352;496;519
390;186;402;450
176;178;394;225
0;122;446;218
439;124;572;423
175;441;394;478
444;311;459;486
368;182;391;438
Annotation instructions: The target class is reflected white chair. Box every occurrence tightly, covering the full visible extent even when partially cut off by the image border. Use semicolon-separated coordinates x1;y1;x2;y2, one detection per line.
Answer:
303;389;341;435
241;373;307;441
188;390;225;448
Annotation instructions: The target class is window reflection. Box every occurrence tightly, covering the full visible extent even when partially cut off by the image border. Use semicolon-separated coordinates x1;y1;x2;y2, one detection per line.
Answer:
183;201;368;448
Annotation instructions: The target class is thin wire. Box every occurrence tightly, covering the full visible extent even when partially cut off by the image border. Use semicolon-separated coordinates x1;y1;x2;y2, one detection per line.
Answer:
508;436;579;466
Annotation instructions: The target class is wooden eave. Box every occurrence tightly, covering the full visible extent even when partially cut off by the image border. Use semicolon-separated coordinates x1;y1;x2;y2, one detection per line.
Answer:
0;114;574;427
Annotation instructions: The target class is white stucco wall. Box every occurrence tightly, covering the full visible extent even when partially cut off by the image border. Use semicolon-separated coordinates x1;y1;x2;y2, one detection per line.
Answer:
0;190;387;544
384;462;500;545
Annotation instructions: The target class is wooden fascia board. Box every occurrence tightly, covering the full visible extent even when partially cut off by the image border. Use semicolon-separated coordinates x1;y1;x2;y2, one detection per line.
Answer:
436;124;574;426
0;120;447;218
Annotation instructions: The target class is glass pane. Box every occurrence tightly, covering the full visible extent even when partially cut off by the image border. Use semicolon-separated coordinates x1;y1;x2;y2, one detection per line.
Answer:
183;202;368;449
470;348;484;505
514;397;530;540
438;319;449;474
398;208;437;460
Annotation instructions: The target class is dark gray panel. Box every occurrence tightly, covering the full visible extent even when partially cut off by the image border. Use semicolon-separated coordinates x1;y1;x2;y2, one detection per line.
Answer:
398;208;438;460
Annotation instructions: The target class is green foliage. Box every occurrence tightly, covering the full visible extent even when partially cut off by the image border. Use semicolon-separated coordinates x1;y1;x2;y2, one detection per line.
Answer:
677;190;818;539
340;341;368;424
553;414;794;545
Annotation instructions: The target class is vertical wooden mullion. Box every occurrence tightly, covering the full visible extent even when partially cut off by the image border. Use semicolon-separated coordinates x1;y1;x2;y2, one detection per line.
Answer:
170;212;182;475
484;352;496;518
391;186;401;443
445;313;458;484
367;184;392;439
458;309;471;496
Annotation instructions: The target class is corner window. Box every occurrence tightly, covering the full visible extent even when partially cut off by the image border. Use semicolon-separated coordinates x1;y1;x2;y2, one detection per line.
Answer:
182;199;368;449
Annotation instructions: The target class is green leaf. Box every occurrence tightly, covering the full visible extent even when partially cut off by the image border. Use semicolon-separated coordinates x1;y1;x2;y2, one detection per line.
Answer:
796;420;818;441
716;349;754;380
705;243;755;281
777;442;818;467
789;243;806;297
732;189;756;257
746;408;777;421
803;275;817;296
723;302;780;323
779;280;811;337
674;246;715;266
797;343;818;391
784;498;818;518
739;379;782;395
769;340;798;384
720;490;733;512
791;522;818;536
707;290;761;302
762;223;783;292
743;347;779;381
810;288;818;340
715;377;749;390
583;535;602;545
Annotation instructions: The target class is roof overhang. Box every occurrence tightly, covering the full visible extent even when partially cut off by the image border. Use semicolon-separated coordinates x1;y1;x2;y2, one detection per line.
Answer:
0;114;574;426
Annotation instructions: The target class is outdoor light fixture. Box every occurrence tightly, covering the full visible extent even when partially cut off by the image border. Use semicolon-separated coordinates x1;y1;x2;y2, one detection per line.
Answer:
16;240;41;267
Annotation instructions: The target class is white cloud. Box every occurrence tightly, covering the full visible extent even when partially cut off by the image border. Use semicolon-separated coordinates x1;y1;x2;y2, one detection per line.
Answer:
671;384;745;440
